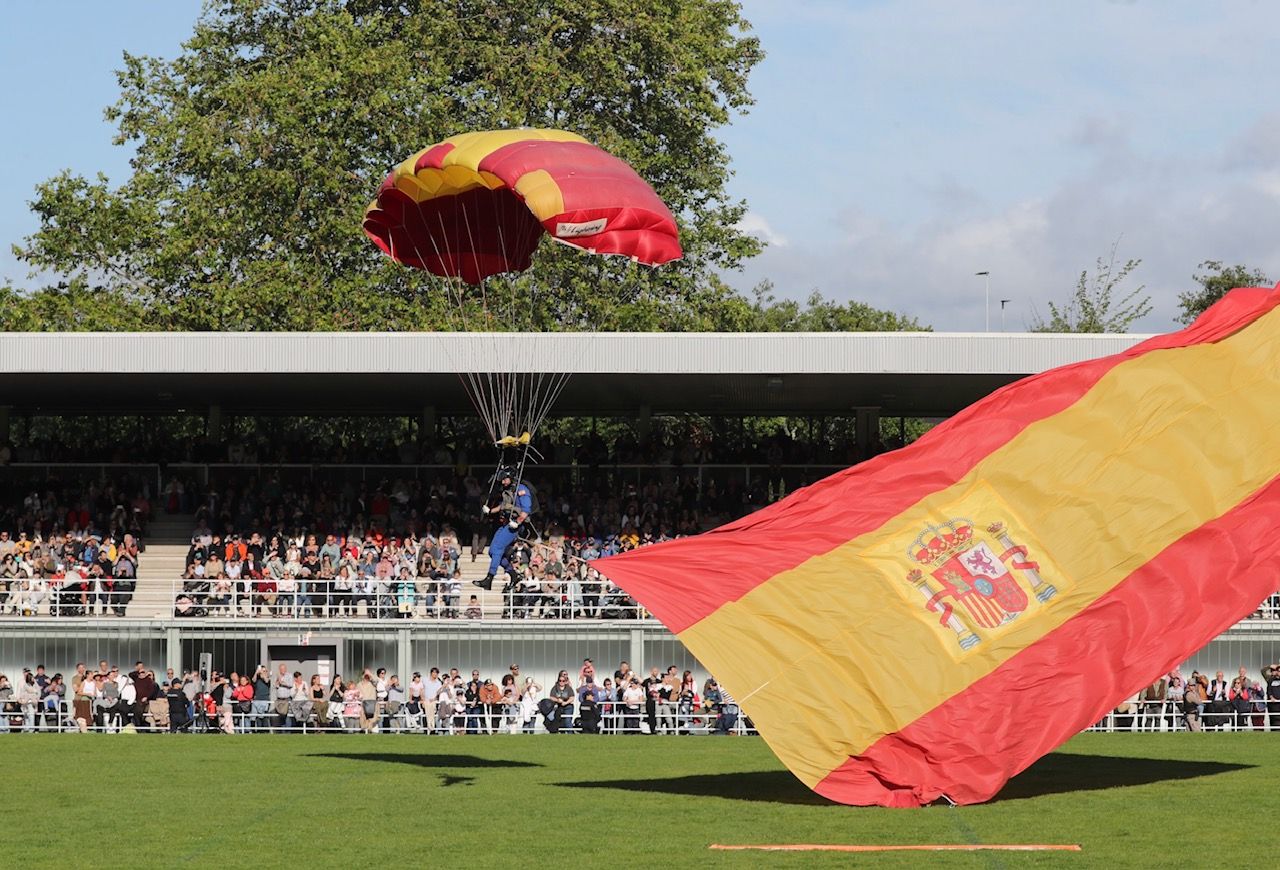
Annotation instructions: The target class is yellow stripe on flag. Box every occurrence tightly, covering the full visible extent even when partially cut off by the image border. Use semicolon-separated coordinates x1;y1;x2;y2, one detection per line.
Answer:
683;306;1280;788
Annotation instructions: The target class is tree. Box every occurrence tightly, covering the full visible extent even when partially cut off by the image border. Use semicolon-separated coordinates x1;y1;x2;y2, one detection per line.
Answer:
11;0;763;331
1030;241;1152;333
1176;260;1270;325
0;278;150;331
725;282;928;332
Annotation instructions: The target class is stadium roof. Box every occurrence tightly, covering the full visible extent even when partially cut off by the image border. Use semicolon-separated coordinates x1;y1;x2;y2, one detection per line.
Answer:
0;331;1149;417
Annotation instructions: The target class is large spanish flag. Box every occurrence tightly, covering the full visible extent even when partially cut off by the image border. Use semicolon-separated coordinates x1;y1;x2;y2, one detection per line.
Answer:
596;285;1280;807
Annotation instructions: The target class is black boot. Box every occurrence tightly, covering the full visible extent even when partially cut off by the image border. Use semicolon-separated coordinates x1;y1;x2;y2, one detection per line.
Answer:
473;574;493;591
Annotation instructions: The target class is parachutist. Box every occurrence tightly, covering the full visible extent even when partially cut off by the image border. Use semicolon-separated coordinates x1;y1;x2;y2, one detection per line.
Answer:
477;465;534;589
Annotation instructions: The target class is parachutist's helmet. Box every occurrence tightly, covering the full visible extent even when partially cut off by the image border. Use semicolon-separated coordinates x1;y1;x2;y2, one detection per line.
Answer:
498;466;515;483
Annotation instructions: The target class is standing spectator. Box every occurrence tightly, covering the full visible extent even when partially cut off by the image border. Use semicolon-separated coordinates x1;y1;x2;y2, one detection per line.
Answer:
1264;662;1280;729
165;679;191;732
17;671;41;731
357;670;377;733
251;665;272;729
434;678;457;735
1183;673;1208;732
577;675;602;734
288;672;313;730
479;678;504;734
385;675;405;731
0;674;13;732
420;668;443;733
621;677;645;734
273;664;294;726
519;676;543;734
309;675;330;728
642;666;664;735
464;671;483;734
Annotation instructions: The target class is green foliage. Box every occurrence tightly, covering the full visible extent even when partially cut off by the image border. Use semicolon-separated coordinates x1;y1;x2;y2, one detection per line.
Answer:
0;278;150;331
736;282;929;332
1031;241;1152;333
11;0;766;332
1176;260;1271;325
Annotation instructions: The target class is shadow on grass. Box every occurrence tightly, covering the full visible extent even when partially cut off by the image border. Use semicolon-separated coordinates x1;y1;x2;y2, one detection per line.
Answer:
307;752;542;769
556;754;1254;806
557;769;835;806
993;753;1253;802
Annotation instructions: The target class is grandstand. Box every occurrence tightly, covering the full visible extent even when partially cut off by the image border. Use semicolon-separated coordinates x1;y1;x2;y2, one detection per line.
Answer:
3;330;1279;715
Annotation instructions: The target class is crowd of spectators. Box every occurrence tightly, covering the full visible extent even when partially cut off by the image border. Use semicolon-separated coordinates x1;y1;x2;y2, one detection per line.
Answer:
9;656;1280;736
170;463;718;620
175;523;647;620
1108;665;1280;731
0;657;746;736
0;478;146;617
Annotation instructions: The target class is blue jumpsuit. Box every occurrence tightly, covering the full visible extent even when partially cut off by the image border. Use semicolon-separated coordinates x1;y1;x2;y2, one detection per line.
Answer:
487;484;532;576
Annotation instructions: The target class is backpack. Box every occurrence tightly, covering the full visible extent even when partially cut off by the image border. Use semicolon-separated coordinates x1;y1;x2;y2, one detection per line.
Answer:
521;482;540;516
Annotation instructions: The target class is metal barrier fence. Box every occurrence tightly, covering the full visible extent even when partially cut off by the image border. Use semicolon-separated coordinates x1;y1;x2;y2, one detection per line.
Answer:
0;696;754;736
7;696;1280;736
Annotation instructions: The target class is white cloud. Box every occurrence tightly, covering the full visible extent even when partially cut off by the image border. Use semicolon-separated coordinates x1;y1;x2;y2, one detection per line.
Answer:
736;211;789;248
726;142;1280;332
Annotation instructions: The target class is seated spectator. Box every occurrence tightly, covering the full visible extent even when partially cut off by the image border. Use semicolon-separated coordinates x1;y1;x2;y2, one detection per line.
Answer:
621;677;644;733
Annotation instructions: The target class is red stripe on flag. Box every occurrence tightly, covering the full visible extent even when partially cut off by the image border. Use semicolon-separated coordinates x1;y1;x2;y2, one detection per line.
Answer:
597;287;1280;634
814;472;1280;807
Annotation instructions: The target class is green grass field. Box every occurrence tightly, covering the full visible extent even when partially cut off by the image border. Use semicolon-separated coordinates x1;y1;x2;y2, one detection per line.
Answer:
3;732;1274;868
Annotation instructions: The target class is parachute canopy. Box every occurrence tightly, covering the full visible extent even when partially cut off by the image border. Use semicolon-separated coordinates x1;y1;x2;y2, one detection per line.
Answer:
597;284;1280;807
364;129;682;284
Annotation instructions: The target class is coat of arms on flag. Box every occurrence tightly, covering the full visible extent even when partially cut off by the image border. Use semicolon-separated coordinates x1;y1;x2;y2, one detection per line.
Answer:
901;518;1062;656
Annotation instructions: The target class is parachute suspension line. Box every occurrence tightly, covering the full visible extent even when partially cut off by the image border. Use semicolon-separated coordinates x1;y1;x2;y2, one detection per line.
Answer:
404;201;499;444
489;196;550;449
458;202;514;442
399;200;498;442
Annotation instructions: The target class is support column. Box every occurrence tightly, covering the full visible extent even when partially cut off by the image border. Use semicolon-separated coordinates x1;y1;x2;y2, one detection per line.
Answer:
397;628;412;680
854;406;881;458
421;405;437;441
636;405;652;444
166;627;182;674
206;404;223;444
629;627;646;672
0;405;11;443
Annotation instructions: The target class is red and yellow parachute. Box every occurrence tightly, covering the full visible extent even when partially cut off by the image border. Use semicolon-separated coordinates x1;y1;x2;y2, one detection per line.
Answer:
365;129;680;451
364;129;681;284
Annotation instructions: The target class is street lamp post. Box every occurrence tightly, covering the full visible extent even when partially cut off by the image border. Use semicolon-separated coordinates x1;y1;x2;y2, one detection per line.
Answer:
976;271;990;332
1000;299;1011;332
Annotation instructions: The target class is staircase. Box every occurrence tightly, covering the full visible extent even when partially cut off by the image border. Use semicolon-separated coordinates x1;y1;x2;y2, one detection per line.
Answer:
131;513;197;618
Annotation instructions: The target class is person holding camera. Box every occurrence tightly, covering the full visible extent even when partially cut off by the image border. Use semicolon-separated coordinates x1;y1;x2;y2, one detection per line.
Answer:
1263;662;1280;729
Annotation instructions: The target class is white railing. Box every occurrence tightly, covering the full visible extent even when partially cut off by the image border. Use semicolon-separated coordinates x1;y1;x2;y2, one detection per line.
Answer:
0;696;753;735
8;695;1280;735
168;578;652;622
1084;698;1279;733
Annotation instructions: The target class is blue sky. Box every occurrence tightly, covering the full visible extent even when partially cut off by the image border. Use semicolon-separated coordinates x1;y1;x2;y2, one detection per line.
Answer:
3;0;1279;330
